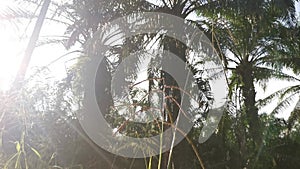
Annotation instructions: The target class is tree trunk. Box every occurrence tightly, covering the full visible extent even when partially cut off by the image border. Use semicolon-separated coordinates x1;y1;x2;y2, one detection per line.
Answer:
161;36;187;169
237;60;262;167
13;0;51;88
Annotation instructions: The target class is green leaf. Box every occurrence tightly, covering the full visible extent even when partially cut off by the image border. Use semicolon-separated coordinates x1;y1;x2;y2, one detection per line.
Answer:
15;141;20;152
31;147;42;159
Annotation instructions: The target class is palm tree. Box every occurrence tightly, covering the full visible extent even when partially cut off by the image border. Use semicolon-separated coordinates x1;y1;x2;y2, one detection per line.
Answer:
63;1;222;168
263;19;300;125
197;0;298;167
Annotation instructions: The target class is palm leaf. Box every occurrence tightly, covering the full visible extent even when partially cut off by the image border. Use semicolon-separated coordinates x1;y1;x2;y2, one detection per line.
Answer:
254;67;300;82
0;6;33;21
271;93;298;115
257;84;300;108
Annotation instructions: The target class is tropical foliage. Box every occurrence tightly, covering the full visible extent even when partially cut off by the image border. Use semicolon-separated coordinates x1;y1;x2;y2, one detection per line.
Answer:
0;0;299;168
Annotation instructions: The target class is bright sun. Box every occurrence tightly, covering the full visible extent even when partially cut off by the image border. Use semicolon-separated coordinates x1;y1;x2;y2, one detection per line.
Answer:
0;0;73;91
0;29;21;91
0;1;22;91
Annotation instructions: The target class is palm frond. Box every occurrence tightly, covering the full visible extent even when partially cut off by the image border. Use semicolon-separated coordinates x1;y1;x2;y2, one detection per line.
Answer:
271;91;300;115
257;84;300;108
254;67;300;82
36;38;66;47
0;6;33;21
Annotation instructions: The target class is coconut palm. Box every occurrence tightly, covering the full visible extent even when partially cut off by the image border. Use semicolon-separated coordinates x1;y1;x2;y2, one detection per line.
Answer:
196;0;298;167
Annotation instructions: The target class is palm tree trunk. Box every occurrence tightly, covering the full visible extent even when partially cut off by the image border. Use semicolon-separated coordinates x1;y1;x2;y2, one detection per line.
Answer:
237;60;262;167
13;0;51;88
161;36;187;169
